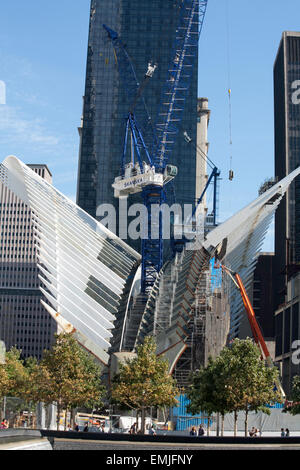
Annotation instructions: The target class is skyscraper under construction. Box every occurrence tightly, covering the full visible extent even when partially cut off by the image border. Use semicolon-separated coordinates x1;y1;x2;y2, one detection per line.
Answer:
77;0;199;249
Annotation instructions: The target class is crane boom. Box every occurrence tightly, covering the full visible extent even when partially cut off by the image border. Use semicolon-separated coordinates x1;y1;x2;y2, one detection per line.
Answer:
221;265;286;399
103;24;157;160
183;130;220;227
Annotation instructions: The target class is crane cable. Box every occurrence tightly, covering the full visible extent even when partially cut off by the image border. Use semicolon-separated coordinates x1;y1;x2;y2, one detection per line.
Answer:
226;0;234;181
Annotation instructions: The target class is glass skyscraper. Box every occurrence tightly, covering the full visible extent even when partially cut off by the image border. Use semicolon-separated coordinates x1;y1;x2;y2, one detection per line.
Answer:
0;165;58;360
274;31;300;394
77;0;198;251
274;32;300;304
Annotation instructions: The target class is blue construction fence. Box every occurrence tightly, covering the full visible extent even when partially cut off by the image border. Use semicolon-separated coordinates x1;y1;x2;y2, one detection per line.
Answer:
172;395;284;431
172;395;214;431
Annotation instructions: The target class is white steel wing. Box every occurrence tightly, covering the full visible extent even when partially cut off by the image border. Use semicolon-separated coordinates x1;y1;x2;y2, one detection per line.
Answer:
0;156;141;365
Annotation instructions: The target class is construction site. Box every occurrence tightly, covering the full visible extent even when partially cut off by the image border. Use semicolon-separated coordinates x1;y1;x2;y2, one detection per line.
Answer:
2;0;300;440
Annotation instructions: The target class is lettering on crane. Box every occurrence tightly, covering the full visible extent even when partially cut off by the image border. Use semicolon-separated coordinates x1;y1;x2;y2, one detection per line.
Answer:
124;177;144;188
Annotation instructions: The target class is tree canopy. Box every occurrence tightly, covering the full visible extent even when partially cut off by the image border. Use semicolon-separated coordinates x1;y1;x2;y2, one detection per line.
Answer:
187;338;282;436
111;336;180;433
284;375;300;415
38;333;105;427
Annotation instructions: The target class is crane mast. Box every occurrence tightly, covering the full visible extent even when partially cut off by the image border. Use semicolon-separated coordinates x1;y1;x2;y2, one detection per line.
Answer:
154;1;207;170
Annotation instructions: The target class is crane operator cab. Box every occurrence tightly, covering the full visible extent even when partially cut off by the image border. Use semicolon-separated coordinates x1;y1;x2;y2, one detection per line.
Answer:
112;162;177;198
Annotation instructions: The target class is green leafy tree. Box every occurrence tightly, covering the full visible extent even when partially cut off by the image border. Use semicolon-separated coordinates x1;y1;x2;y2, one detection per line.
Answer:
111;336;180;433
284;375;300;415
220;339;282;436
4;348;30;399
38;333;105;430
0;348;36;425
0;364;9;420
188;339;282;436
187;356;232;435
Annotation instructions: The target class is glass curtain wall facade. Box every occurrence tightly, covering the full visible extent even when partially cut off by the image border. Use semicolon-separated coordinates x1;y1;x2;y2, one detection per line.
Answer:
274;32;300;307
77;0;198;252
274;32;300;395
0;165;57;360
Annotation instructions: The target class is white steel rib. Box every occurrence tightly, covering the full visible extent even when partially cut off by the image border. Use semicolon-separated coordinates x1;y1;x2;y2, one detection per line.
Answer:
1;155;300;371
0;156;141;365
136;166;300;372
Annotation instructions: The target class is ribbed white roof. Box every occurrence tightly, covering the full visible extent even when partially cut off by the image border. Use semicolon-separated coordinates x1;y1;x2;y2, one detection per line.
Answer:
1;155;300;369
137;167;300;371
204;167;300;338
0;156;141;365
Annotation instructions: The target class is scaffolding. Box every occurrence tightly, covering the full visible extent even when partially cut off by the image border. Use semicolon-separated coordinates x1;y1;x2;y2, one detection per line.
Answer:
133;233;231;389
173;259;230;388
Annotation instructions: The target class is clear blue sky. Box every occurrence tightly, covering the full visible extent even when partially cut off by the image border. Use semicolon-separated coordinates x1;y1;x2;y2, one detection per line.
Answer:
1;0;300;249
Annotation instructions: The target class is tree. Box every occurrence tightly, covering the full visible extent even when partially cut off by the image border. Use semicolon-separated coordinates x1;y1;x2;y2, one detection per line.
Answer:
187;339;282;436
187;356;232;436
111;336;180;433
0;364;9;420
0;348;37;425
4;348;28;398
220;339;282;436
38;333;106;430
283;375;300;415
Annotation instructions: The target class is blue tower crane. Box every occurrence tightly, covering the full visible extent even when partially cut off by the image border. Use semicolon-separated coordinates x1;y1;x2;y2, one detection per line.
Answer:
103;24;157;178
183;130;220;228
104;0;208;293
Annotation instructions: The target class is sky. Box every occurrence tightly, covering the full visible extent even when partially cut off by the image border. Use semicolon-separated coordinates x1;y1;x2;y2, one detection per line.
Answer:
1;0;300;250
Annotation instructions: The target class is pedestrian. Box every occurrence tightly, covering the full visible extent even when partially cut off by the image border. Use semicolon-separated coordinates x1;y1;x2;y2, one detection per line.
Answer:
0;419;8;429
130;422;137;434
198;424;205;436
189;426;197;436
149;425;156;436
285;428;290;437
280;428;285;437
95;420;100;431
101;423;106;433
83;422;89;432
74;423;80;432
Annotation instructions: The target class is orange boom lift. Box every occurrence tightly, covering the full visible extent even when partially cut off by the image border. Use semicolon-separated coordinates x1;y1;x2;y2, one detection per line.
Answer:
221;264;286;399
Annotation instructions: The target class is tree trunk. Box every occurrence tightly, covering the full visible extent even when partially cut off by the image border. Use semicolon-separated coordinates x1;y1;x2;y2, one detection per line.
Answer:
162;406;167;424
141;408;146;434
56;403;61;431
207;415;210;436
64;408;68;431
234;410;238;437
245;409;248;437
221;414;225;437
70;408;76;430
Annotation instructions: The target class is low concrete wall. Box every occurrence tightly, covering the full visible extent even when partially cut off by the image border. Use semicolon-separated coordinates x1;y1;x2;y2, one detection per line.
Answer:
0;429;52;450
40;429;300;446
